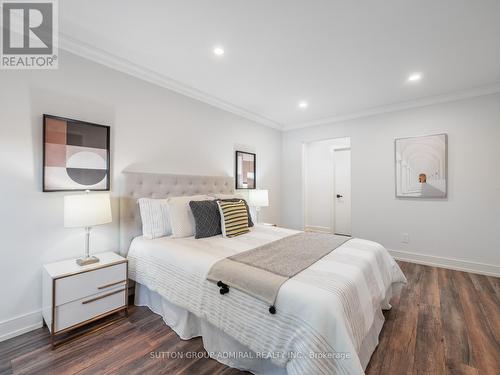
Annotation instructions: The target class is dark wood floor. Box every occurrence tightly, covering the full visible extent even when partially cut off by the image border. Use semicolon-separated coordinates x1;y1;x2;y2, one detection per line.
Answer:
1;262;498;375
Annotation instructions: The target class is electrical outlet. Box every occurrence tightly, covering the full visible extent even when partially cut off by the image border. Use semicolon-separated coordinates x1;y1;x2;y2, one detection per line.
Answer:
402;233;410;244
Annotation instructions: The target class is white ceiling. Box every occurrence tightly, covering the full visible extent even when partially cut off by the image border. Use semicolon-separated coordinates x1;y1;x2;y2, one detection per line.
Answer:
59;0;500;130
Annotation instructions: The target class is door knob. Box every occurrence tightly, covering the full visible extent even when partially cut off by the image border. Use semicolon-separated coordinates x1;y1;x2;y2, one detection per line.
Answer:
336;194;343;198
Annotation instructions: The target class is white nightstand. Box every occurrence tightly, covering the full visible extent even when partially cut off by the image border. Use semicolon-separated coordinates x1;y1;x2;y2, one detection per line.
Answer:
42;252;128;347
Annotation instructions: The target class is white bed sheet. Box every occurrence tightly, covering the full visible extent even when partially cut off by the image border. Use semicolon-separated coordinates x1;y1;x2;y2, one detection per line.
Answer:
128;225;406;375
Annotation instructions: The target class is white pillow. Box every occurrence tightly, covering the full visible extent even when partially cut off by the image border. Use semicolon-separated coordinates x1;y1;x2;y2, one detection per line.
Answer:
138;198;171;239
167;195;213;238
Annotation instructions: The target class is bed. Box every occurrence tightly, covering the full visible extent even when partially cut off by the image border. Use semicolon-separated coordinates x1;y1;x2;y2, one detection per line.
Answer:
121;172;407;375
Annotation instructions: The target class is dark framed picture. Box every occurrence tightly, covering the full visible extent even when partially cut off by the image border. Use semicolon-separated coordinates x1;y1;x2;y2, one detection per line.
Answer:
43;114;110;192
235;151;256;189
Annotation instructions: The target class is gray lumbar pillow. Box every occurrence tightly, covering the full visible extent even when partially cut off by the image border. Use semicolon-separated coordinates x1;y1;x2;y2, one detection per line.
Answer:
189;200;222;239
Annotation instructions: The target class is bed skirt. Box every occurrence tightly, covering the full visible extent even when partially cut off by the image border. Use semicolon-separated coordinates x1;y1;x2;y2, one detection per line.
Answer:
135;282;389;374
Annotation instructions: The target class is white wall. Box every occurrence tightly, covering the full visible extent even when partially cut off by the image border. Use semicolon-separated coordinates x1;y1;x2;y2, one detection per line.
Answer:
1;50;499;342
0;51;282;340
282;94;500;272
304;137;350;231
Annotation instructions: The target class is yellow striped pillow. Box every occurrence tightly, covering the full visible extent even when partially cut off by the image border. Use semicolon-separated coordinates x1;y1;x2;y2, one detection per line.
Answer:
217;200;250;237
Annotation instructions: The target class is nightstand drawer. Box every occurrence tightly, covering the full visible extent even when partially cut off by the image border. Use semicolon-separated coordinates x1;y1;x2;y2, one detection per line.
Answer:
55;262;126;306
54;287;126;332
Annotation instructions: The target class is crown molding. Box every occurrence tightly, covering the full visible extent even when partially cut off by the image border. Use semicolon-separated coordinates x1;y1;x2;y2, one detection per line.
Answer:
58;33;283;130
284;82;500;131
58;33;500;134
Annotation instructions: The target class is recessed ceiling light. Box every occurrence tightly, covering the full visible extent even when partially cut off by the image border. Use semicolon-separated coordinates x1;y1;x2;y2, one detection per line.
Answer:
213;47;224;56
298;101;308;109
407;72;423;82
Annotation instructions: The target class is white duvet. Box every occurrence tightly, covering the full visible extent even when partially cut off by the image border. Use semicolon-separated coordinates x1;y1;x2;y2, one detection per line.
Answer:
127;225;406;375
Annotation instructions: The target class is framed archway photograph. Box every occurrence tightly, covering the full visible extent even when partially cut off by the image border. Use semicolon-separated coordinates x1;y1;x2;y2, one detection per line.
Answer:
395;133;447;198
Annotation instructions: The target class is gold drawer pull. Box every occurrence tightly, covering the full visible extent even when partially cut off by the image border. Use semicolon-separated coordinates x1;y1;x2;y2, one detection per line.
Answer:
98;280;126;290
82;289;125;305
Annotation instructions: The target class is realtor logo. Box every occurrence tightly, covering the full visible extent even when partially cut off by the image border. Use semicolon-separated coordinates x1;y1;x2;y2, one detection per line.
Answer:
1;0;58;69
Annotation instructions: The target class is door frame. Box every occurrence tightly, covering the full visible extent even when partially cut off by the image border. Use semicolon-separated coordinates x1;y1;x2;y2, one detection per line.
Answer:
332;147;351;235
302;137;351;233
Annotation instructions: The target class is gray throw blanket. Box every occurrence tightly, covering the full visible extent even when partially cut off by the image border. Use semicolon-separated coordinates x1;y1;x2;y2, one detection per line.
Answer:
207;232;351;309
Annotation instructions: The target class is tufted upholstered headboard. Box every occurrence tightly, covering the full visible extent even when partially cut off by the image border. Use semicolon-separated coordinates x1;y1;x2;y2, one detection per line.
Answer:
119;171;235;254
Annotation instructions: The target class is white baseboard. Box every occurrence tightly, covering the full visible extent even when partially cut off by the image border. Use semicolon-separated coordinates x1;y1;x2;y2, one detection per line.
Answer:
0;310;43;342
388;249;500;277
305;225;332;233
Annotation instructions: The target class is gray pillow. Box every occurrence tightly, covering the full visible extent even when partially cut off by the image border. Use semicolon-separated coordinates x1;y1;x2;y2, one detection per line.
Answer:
189;200;222;239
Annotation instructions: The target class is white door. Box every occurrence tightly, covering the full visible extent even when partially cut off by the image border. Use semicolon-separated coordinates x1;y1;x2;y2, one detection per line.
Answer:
334;149;351;236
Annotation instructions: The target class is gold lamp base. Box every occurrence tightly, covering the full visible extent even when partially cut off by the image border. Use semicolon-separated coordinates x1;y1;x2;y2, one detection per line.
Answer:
76;256;100;266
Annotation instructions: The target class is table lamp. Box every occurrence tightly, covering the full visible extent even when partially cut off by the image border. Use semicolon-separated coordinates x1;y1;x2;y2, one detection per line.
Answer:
64;192;112;266
248;189;269;223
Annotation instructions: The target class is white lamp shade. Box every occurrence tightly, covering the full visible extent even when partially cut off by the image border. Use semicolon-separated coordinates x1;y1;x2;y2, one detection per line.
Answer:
64;193;112;228
248;189;269;207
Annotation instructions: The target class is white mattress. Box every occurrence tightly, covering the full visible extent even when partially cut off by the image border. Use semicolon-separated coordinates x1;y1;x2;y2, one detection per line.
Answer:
128;225;406;375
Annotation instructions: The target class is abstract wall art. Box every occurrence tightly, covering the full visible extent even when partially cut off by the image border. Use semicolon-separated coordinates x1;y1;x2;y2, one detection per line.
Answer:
395;133;447;198
43;114;110;192
235;150;256;189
